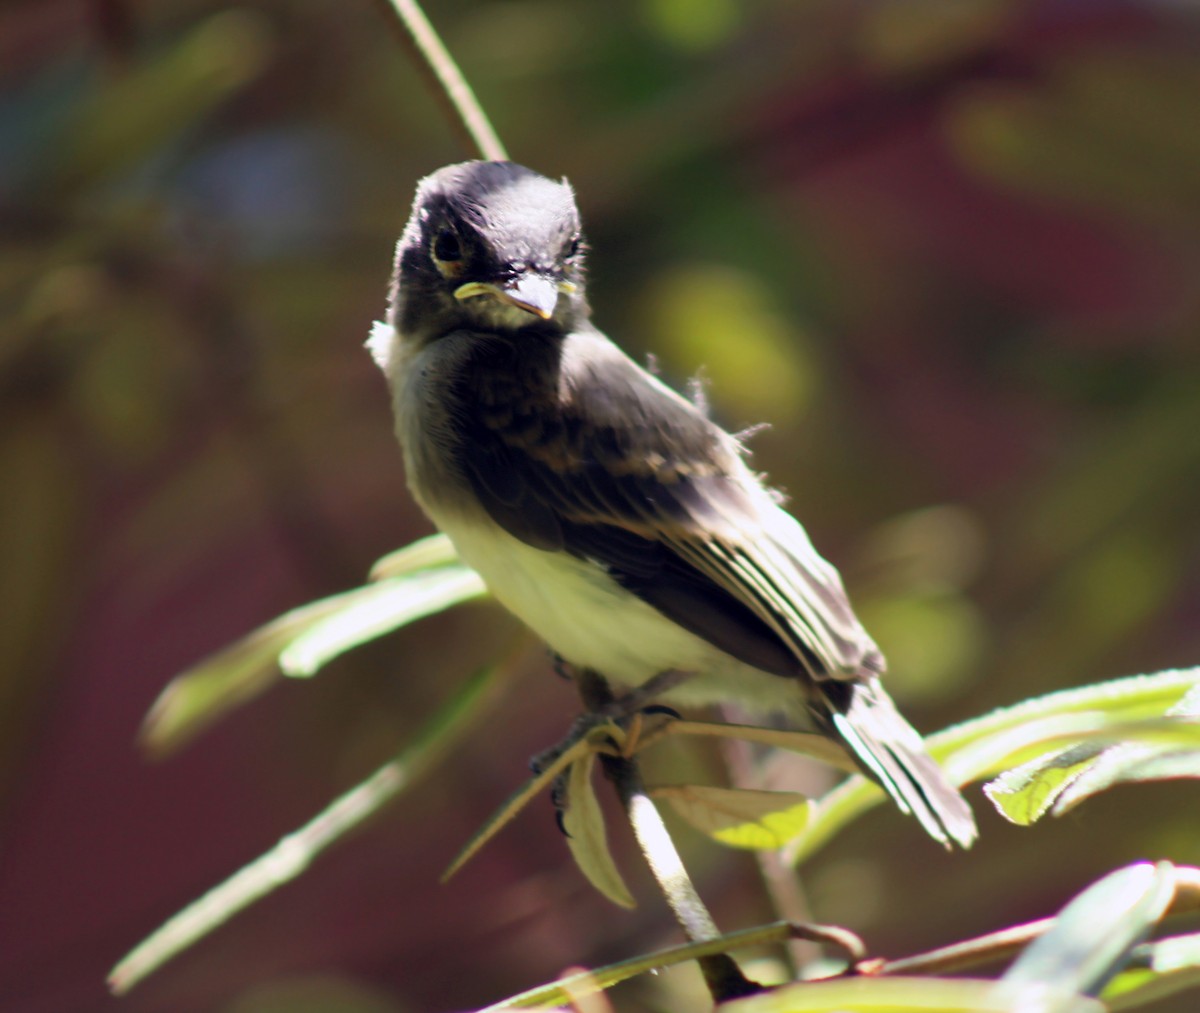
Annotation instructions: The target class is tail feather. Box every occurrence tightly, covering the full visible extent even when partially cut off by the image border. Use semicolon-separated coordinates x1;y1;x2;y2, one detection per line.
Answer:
827;680;976;849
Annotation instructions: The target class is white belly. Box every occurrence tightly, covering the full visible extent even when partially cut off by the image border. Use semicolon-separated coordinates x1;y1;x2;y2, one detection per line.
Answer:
442;514;805;716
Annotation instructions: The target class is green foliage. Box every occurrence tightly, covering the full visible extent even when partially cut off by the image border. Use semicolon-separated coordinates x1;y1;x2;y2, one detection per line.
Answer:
111;531;1200;1009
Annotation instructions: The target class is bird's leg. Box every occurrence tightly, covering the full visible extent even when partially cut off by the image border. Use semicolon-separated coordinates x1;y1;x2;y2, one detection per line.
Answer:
532;666;694;831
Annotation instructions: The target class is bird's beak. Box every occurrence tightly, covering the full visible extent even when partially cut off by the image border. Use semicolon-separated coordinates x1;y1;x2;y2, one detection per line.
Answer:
455;274;560;320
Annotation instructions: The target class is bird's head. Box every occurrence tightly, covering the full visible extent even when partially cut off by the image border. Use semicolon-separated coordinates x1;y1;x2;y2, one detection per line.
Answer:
388;161;588;344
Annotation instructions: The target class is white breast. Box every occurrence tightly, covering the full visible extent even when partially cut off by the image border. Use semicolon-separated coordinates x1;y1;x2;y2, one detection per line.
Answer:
370;320;804;716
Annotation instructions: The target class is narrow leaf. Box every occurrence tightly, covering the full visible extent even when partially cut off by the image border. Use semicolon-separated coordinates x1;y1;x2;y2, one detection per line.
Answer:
787;667;1200;865
721;977;1102;1013
983;743;1104;826
562;752;635;909
140;540;487;755
479;921;797;1011
441;736;596;882
110;665;500;995
280;566;486;677
654;785;810;850
984;716;1200;825
1000;861;1176;1003
368;532;460;580
140;586;372;757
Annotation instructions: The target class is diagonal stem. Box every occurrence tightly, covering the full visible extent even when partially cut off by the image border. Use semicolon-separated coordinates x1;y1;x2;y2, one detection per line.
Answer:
376;0;508;161
574;668;762;1002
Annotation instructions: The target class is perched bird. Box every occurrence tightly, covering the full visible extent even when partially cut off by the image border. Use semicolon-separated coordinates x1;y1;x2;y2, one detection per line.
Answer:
369;160;976;848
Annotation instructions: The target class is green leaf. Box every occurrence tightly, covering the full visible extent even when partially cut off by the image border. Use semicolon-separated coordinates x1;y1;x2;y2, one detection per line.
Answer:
478;921;798;1011
786;667;1200;865
982;687;1200;825
1104;931;1200;1010
563;751;636;909
1000;861;1176;1003
140;585;372;757
140;535;486;756
368;532;460;579
654;785;810;850
280;565;486;677
983;743;1106;826
110;665;501;995
721;977;1103;1013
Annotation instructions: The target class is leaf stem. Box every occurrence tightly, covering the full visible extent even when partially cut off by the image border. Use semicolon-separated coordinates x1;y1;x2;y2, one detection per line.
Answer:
575;668;762;1002
377;0;508;161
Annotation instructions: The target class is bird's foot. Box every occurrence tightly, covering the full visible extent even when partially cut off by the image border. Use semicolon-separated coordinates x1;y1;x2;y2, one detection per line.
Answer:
531;668;692;833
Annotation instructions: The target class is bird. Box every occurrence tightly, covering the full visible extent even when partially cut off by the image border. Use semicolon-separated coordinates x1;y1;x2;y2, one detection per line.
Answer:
368;160;976;849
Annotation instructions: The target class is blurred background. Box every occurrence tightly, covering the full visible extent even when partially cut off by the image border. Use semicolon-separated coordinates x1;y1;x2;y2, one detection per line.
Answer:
2;0;1199;1010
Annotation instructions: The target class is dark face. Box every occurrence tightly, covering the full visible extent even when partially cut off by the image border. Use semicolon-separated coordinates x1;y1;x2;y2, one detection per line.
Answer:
389;161;589;344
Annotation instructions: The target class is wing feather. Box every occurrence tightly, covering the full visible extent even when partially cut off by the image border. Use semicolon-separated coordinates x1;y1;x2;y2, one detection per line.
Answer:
456;328;881;683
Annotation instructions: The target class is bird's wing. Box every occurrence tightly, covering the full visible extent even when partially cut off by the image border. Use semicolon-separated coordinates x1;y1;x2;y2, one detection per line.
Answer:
457;329;882;682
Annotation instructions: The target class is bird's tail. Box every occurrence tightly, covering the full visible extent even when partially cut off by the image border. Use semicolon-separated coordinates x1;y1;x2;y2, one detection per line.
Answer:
823;679;977;849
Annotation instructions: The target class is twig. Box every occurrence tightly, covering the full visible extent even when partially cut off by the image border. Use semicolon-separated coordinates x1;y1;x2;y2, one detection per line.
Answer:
574;669;762;1003
867;918;1057;978
376;0;508;161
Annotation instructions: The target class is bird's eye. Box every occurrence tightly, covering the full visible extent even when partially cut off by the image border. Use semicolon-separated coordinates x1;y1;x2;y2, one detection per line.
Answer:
565;234;582;259
432;229;463;263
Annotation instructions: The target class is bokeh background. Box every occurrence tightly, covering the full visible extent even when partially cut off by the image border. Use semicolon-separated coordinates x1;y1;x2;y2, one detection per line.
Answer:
3;0;1199;1010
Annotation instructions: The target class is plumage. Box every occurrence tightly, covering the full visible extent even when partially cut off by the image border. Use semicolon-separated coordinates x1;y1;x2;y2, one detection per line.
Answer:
372;160;976;849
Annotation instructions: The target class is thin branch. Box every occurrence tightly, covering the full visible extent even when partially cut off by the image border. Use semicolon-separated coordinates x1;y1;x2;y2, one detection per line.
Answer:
574;669;762;1003
377;0;508;161
109;664;503;994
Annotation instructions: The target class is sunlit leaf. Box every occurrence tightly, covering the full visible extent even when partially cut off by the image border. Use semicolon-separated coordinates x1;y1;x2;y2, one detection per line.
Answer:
280;565;486;677
985;685;1200;825
1102;906;1200;1006
654;785;810;850
786;667;1200;865
140;585;371;757
368;532;460;579
111;664;501;995
141;534;488;755
722;977;1102;1013
1000;862;1176;1004
984;743;1106;826
563;751;635;909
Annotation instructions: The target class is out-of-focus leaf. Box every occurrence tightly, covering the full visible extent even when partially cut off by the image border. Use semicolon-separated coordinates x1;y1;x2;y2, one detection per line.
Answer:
141;538;488;756
639;264;815;425
1105;931;1200;1009
950;53;1200;225
280;565;486;677
723;977;1102;1013
654;785;810;850
1147;932;1200;975
859;0;1012;75
786;668;1200;864
998;861;1176;1008
141;586;364;757
47;11;271;189
563;751;635;909
111;664;501;995
368;532;459;579
0;421;79;797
